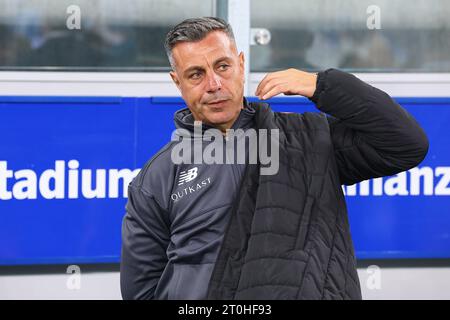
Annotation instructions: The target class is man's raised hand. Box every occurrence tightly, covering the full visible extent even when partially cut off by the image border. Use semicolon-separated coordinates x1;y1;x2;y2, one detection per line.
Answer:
255;68;317;100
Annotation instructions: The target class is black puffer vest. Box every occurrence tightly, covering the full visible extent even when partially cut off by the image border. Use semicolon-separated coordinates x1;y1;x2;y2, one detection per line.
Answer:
207;102;362;300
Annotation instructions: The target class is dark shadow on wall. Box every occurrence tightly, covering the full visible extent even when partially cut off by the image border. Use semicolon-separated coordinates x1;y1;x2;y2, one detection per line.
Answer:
2;259;450;276
0;263;120;275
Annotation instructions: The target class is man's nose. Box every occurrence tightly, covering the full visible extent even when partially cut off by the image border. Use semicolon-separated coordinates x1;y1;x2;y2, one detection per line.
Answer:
206;72;222;93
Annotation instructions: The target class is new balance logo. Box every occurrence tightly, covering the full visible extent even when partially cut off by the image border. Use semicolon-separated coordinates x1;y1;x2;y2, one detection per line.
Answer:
178;167;198;185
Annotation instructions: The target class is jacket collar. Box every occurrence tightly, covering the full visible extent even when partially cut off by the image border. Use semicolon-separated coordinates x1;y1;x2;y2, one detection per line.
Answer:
174;97;256;135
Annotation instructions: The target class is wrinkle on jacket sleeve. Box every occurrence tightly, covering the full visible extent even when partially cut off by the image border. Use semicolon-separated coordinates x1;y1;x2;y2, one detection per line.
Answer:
310;68;429;185
120;184;170;300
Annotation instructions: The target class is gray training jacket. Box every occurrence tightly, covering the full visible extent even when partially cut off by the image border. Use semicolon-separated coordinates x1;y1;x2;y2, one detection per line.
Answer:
120;99;256;299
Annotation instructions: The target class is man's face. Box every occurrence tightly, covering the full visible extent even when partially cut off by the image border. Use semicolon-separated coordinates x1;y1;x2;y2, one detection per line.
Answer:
169;31;245;131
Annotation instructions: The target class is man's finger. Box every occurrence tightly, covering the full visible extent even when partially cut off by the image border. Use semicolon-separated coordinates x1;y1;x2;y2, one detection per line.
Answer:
257;76;286;98
257;77;279;98
255;71;284;96
261;83;288;100
255;73;272;97
258;81;288;100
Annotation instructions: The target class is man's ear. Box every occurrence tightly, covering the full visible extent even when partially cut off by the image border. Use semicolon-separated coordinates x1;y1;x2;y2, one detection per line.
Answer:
238;52;245;84
170;70;181;90
238;51;245;71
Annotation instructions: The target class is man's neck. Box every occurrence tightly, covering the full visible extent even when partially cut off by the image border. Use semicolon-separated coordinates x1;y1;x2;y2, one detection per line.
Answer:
196;105;244;135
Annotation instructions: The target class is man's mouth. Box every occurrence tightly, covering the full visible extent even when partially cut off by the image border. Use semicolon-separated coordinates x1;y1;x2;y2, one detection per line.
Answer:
207;99;228;106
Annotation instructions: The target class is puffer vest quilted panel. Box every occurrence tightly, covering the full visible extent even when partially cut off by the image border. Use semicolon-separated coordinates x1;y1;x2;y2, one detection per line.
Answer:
207;103;362;300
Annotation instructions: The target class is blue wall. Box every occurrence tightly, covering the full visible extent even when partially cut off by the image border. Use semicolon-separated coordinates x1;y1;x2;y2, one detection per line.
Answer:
0;96;448;265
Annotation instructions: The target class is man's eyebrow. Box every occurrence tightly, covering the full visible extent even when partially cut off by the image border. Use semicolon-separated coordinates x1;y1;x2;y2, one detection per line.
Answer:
183;57;232;76
214;56;232;64
183;66;204;76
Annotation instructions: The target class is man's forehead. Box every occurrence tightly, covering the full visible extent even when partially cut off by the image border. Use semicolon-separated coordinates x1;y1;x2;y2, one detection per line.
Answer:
172;31;237;69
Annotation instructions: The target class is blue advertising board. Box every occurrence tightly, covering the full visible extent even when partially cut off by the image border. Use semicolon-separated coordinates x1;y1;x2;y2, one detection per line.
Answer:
0;96;448;265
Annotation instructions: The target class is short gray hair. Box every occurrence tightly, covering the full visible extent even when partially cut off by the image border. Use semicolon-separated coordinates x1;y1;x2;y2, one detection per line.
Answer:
164;17;235;69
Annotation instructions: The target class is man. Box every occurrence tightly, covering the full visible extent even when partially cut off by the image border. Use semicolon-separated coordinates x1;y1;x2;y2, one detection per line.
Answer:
120;17;428;300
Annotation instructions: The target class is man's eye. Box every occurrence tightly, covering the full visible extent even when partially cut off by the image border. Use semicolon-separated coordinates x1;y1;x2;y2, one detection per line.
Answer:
190;73;201;79
218;64;230;71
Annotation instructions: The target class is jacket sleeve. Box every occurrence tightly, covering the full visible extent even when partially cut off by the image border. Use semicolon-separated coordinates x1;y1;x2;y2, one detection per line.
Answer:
120;184;170;300
309;68;429;186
